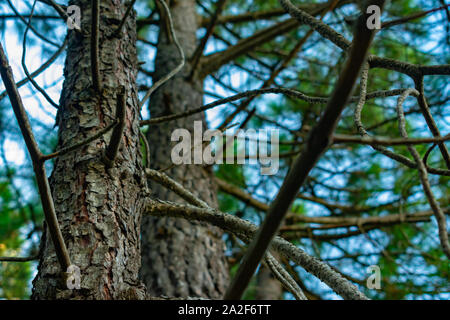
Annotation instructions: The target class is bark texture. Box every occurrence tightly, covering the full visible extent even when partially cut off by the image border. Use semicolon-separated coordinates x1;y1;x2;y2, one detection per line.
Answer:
141;0;229;299
255;265;283;300
32;0;146;299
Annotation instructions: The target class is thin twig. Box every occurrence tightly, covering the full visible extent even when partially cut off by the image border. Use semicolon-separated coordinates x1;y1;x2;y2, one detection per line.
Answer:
189;0;227;79
5;0;59;47
224;0;385;300
140;87;417;126
22;0;59;109
38;0;82;33
42;121;118;161
145;199;368;300
264;252;307;300
0;255;39;262
333;134;450;146
0;36;68;103
395;90;450;259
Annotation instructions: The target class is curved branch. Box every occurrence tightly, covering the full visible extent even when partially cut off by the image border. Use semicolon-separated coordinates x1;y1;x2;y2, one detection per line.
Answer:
395;90;450;259
225;0;385;300
145;199;368;300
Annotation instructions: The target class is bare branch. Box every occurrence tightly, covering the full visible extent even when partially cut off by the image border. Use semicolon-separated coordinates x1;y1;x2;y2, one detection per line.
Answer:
0;255;39;262
264;252;307;300
395;90;450;259
145;199;368;300
0;42;71;271
224;0;385;300
140;87;419;126
381;4;450;29
146;168;209;208
22;1;59;109
0;36;67;103
332;134;450;146
5;0;60;47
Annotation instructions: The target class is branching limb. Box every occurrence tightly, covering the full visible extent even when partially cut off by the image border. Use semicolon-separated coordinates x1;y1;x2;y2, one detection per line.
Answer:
5;0;59;47
353;66;450;177
144;167;366;300
42;121;118;161
140;87;422;126
276;0;450;77
0;36;68;103
146;168;309;299
145;199;368;300
264;252;307;300
224;0;385;300
395;90;450;259
22;0;59;109
0;255;39;262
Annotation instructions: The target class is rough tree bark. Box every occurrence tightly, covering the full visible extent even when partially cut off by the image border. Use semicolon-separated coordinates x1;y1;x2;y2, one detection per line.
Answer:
255;265;283;300
32;0;147;299
140;0;229;299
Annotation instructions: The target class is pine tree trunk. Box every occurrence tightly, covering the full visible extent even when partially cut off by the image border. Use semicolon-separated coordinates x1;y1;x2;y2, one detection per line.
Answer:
140;0;229;299
32;0;146;299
